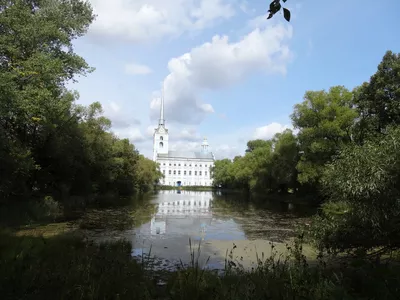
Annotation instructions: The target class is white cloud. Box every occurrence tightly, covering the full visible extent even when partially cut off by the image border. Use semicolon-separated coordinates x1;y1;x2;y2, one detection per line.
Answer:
125;63;152;75
214;144;241;159
103;101;141;130
150;22;293;124
177;128;201;142
253;122;291;140
146;125;156;138
115;127;146;143
109;101;121;113
239;1;255;15
88;0;234;43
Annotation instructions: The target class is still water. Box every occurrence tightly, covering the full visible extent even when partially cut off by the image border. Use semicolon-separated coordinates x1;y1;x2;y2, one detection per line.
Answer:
87;190;315;270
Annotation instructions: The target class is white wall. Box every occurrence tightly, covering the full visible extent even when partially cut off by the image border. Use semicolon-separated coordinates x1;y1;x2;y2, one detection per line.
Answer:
157;158;214;186
153;127;169;161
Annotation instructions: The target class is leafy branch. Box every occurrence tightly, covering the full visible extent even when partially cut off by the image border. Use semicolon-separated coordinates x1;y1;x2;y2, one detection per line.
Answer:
267;0;291;22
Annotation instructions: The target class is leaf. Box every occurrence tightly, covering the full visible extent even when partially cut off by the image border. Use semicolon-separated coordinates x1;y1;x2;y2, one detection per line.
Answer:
283;7;291;22
269;0;281;14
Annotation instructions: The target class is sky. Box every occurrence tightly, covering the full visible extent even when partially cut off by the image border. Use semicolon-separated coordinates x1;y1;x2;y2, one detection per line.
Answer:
68;0;400;159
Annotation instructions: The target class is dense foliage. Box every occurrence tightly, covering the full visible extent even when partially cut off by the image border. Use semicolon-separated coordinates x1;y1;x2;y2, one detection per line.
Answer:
0;0;162;204
212;50;400;254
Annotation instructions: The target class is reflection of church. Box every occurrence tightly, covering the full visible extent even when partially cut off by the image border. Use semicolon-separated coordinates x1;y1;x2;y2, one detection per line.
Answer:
150;191;213;236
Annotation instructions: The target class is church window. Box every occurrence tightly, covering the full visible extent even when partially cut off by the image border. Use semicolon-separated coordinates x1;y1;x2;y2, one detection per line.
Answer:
205;171;208;176
174;164;176;166
163;170;165;174
195;164;197;167
199;171;202;176
160;136;163;140
178;164;181;166
205;164;207;167
163;163;166;165
189;171;192;175
178;171;181;175
159;142;163;148
173;171;176;175
169;163;171;166
184;171;186;175
189;164;192;167
195;171;197;176
200;165;202;167
169;170;171;175
184;164;186;166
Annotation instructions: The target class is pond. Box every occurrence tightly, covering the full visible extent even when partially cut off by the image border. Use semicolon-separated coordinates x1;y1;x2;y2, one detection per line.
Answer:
84;190;316;270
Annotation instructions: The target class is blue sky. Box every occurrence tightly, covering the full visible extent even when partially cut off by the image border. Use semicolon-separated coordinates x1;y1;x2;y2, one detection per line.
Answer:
68;0;400;159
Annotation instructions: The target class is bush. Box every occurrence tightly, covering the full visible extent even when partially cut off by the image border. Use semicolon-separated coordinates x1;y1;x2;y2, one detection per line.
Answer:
309;126;400;254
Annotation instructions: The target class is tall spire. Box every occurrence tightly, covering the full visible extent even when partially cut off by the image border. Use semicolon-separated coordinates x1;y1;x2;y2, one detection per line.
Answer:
159;82;165;126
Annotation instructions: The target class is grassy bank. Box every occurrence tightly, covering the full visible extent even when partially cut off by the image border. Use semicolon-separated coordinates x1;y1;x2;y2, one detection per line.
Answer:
1;227;400;299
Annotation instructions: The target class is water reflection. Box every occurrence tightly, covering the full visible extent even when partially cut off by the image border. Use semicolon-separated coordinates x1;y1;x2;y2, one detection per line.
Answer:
128;190;315;269
150;194;212;236
135;190;246;242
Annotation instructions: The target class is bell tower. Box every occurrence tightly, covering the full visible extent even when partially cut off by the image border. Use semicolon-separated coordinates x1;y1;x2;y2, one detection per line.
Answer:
201;137;209;153
153;84;169;161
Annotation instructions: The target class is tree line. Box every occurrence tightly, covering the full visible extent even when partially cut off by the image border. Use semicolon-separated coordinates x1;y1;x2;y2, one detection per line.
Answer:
212;50;400;254
0;0;162;205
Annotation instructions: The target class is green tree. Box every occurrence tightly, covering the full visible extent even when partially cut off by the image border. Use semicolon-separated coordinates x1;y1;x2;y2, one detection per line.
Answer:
353;51;400;143
291;86;357;188
136;155;162;192
269;129;299;193
0;0;94;200
211;159;233;188
309;126;400;254
0;1;162;204
245;139;272;153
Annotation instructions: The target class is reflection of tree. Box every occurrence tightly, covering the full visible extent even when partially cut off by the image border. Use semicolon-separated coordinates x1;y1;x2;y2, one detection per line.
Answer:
79;195;157;231
211;192;315;242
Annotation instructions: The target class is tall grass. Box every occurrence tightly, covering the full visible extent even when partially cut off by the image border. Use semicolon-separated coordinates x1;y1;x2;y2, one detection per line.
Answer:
1;229;400;299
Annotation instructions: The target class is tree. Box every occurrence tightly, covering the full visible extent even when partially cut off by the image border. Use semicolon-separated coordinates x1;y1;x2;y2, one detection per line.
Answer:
353;51;400;143
269;129;299;193
291;86;357;188
135;155;162;192
309;126;400;254
211;159;233;188
245;139;272;153
0;1;162;203
0;0;95;200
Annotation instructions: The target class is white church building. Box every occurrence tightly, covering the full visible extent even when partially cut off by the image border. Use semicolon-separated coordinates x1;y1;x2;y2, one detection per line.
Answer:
152;92;215;187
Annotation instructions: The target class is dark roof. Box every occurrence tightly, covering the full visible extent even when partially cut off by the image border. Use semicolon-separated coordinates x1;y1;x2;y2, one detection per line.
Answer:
157;151;214;160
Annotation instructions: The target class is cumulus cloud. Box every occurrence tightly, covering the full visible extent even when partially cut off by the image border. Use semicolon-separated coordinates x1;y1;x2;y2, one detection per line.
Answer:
125;63;152;75
116;127;146;143
214;144;241;159
88;0;234;43
104;101;141;129
176;128;202;142
253;122;292;140
150;22;293;124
